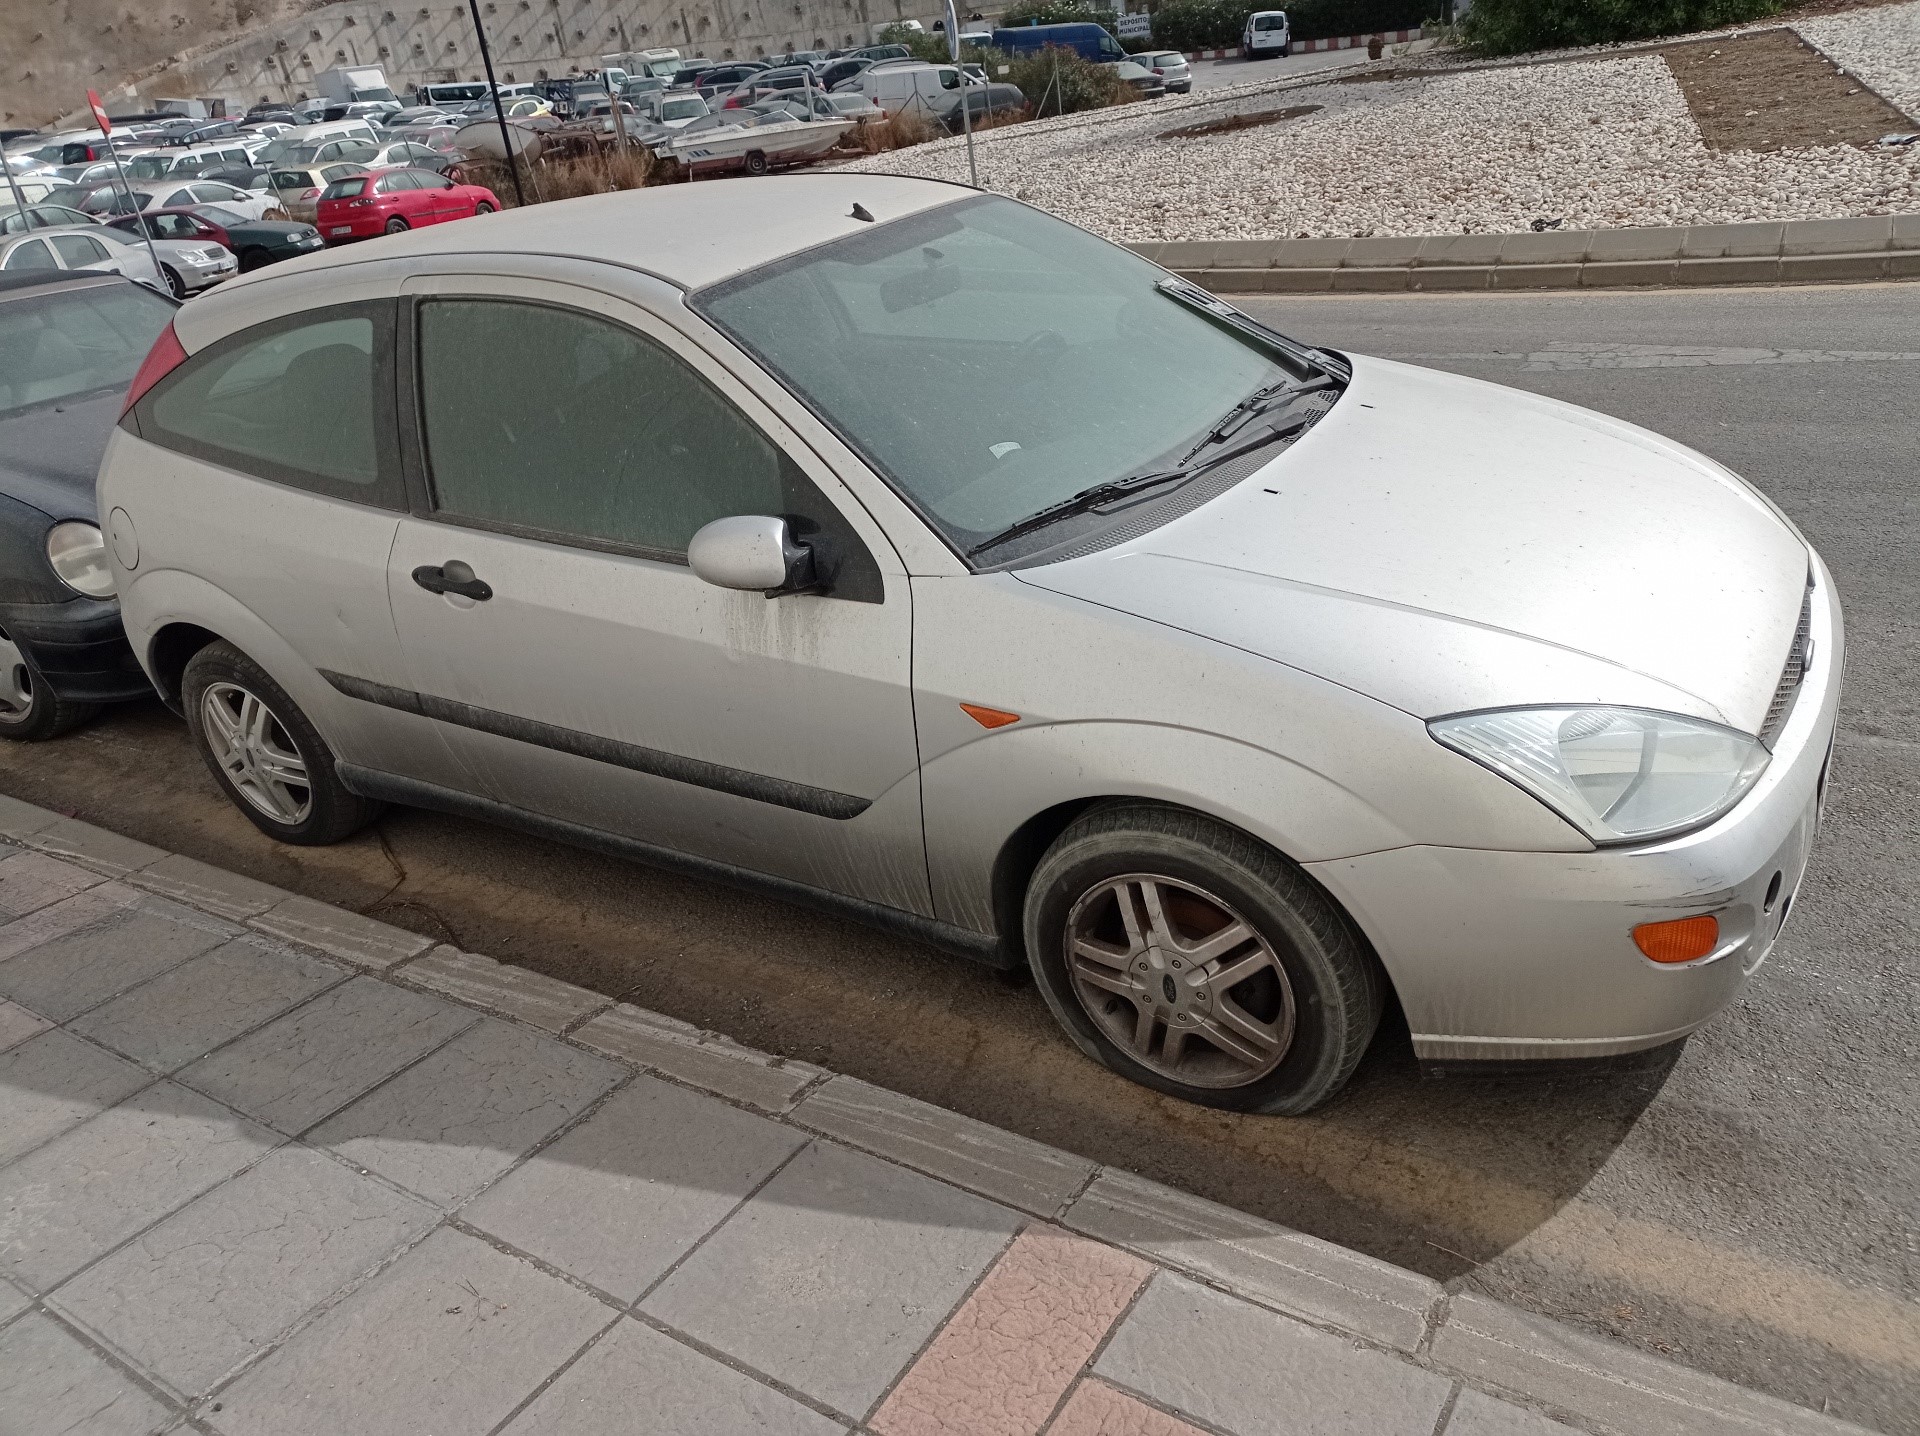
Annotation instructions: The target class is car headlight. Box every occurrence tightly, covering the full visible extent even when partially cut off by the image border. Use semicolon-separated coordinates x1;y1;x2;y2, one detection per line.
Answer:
1429;706;1770;845
45;521;116;599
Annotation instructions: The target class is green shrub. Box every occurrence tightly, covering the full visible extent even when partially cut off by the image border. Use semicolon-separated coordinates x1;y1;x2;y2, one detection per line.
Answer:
1000;46;1132;116
998;0;1120;31
1146;0;1437;52
1459;0;1783;55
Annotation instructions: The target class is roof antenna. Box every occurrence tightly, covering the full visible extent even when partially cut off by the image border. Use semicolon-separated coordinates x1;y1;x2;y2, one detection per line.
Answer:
850;202;875;223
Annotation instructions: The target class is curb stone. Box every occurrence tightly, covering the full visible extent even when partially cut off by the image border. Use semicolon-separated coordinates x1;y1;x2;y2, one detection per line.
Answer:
0;798;1883;1436
1131;213;1920;294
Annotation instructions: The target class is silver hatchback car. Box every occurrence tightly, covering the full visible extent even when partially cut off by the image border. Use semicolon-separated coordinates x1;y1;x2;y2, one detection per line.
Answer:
99;177;1840;1114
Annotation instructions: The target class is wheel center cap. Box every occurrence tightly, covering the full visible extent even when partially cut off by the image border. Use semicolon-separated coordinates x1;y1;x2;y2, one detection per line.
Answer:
1161;973;1178;1004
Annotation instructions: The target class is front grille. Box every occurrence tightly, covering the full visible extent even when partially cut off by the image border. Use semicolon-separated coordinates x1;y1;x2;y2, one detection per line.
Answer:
1758;579;1815;748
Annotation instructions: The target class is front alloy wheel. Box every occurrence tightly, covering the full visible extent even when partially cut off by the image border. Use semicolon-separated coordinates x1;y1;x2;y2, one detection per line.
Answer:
198;681;312;825
1066;874;1295;1088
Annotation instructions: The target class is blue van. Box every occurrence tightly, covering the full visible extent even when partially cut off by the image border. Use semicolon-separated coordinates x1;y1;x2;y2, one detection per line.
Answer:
989;21;1128;62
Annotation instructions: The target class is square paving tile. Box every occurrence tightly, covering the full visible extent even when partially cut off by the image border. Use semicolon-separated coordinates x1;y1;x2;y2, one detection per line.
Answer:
0;1277;30;1325
0;1312;175;1435
52;1146;439;1399
0;1028;151;1166
1445;1389;1582;1436
308;1017;621;1207
70;937;347;1072
505;1316;844;1435
207;1226;610;1436
464;1075;808;1301
0;850;103;918
0;880;141;963
177;976;473;1136
1094;1272;1452;1436
641;1139;1021;1419
0;905;231;1022
0;1080;280;1292
0;997;52;1053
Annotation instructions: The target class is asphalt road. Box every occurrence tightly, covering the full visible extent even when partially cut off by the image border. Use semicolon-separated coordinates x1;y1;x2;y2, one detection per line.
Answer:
1187;43;1413;90
4;280;1916;1431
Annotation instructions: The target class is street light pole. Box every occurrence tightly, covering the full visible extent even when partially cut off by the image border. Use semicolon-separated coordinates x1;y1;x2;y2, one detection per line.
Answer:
464;0;527;207
945;0;978;188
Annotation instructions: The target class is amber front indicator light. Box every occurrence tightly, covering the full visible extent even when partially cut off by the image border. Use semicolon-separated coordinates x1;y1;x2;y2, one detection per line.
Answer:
1633;915;1720;964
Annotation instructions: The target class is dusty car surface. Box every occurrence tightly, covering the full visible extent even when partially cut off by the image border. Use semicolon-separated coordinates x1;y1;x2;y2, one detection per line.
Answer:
98;177;1840;1113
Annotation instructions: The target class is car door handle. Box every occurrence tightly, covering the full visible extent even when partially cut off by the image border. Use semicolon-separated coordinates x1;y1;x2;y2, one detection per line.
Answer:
412;560;493;601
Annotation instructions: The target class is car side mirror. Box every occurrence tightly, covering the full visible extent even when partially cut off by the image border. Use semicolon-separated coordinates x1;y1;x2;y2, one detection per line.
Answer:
688;515;820;597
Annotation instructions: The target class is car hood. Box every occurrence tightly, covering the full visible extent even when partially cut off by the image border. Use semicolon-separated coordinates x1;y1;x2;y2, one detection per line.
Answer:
1017;355;1809;733
0;389;117;522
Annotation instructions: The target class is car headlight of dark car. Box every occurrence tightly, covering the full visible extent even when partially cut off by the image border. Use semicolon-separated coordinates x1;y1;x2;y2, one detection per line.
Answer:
46;521;116;599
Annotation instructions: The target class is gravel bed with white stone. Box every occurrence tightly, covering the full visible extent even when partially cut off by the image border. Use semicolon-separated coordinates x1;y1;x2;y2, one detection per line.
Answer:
1797;0;1920;119
845;16;1920;242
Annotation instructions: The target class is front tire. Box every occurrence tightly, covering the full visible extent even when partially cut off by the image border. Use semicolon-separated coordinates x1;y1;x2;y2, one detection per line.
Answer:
161;265;186;299
1023;802;1382;1114
238;246;271;272
473;201;494;214
181;641;382;845
0;632;97;742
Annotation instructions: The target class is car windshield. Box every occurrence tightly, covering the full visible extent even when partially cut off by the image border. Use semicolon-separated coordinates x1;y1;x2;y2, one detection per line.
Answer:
126;155;174;179
0;283;175;418
695;195;1315;554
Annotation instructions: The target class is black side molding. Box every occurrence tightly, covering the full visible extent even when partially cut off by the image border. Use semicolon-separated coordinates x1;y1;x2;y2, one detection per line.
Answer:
335;763;1013;970
319;670;870;821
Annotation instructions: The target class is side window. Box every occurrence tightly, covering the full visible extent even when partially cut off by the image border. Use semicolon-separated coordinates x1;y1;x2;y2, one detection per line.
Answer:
48;235;108;266
155;214;198;240
136;302;404;508
414;297;879;596
3;239;56;271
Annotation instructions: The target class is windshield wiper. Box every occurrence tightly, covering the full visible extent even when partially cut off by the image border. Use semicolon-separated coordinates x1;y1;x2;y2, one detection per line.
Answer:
1174;374;1334;467
966;470;1195;558
1154;277;1351;383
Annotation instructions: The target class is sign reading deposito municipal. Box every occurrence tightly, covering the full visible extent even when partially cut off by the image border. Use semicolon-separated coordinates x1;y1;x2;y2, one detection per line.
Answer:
1116;11;1152;36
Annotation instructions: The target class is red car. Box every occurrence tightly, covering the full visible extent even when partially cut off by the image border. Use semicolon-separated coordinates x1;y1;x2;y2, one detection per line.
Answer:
315;167;499;244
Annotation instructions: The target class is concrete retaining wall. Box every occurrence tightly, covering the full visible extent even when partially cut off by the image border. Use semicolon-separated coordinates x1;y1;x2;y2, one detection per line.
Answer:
1130;214;1920;293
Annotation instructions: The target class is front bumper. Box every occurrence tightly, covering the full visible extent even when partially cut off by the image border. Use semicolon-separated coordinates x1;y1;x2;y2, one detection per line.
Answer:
1306;559;1843;1063
179;255;238;291
1;597;153;704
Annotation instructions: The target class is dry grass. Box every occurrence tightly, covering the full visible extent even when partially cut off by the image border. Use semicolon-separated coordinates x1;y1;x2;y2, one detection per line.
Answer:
464;145;660;209
847;110;940;154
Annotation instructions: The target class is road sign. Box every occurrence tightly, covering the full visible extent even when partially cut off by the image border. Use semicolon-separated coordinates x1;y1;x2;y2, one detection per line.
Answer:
1117;12;1152;38
86;89;112;136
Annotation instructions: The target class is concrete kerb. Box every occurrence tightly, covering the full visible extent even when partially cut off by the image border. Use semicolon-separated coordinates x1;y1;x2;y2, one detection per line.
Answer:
0;798;1880;1436
1138;214;1920;295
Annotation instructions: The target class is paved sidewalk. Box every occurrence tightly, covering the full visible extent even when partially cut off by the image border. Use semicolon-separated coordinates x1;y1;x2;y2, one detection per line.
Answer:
0;796;1877;1436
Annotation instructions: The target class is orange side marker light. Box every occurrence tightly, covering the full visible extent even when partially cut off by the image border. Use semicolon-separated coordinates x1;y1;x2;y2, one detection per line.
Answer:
1633;915;1719;964
960;703;1021;729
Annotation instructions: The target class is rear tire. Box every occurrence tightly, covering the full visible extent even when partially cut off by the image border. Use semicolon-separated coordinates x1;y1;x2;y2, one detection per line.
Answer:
384;216;409;234
1023;802;1383;1114
0;634;97;742
181;642;382;845
743;149;770;175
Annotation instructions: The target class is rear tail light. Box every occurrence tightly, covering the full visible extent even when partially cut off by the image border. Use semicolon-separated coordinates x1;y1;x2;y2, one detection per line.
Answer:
121;321;187;416
300;187;320;199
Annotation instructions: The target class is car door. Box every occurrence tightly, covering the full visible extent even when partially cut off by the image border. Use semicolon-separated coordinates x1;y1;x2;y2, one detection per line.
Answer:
381;271;931;914
0;237;57;272
45;233;115;277
120;294;479;794
411;172;459;223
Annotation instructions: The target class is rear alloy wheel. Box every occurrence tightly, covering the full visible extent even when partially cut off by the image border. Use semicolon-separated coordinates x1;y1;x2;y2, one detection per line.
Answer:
182;641;382;844
161;265;186;299
0;629;97;742
384;216;409;234
1024;802;1382;1114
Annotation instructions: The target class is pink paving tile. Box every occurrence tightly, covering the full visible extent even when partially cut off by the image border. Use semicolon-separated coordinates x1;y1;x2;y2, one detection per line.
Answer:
0;853;104;920
1046;1379;1212;1436
871;1225;1153;1436
0;883;140;962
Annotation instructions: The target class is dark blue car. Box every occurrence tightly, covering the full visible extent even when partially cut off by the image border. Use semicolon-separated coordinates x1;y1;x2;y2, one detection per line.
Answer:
0;270;174;739
990;21;1129;62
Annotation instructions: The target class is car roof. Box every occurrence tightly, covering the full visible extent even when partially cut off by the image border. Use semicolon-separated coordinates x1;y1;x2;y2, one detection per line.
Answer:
0;268;130;298
209;174;972;296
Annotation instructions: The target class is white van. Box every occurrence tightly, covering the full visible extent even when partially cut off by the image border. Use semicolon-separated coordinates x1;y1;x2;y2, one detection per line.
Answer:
857;61;965;118
1242;10;1291;57
123;143;261;184
258;120;380;167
